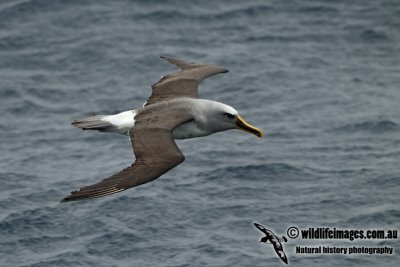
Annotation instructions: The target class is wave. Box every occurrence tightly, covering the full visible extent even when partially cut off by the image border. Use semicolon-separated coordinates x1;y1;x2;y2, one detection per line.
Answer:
0;0;65;20
359;29;390;41
133;4;274;21
344;209;400;225
203;163;305;182
343;26;391;43
298;6;339;14
131;2;339;22
333;120;398;134
245;33;335;43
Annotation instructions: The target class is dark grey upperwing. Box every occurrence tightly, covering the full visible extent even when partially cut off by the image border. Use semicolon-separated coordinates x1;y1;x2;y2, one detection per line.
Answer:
273;245;288;264
254;222;271;235
61;106;193;202
144;56;228;106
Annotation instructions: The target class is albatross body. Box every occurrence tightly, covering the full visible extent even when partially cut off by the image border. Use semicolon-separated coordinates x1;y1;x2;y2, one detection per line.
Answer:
73;98;257;139
62;57;263;202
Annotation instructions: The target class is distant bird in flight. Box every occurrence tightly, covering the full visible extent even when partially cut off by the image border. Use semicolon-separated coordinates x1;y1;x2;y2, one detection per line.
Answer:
254;222;288;264
61;56;263;202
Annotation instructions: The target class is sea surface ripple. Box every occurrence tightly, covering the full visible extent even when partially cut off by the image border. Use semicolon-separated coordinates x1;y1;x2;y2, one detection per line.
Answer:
0;0;399;266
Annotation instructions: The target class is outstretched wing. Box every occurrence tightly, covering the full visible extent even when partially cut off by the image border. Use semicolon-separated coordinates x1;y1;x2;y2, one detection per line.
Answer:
145;56;228;106
61;106;193;202
273;244;288;264
253;222;269;234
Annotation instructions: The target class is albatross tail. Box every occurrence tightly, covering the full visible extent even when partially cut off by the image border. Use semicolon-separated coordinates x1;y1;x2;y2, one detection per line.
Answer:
71;115;114;132
71;110;136;134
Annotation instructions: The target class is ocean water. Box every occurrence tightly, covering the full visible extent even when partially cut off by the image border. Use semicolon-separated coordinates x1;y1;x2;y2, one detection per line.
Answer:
0;0;399;266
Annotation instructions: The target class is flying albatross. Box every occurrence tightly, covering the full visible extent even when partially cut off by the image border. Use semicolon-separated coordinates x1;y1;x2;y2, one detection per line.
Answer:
61;56;263;202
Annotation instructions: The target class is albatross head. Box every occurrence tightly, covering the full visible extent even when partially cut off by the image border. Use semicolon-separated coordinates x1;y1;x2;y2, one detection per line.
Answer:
198;100;264;138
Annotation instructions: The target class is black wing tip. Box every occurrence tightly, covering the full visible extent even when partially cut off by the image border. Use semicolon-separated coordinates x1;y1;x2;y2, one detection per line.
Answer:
60;196;72;203
254;222;269;234
60;186;126;203
159;55;194;69
160;55;181;61
253;222;263;228
60;192;78;203
160;55;179;63
60;189;85;203
221;68;229;73
159;56;229;73
60;193;95;203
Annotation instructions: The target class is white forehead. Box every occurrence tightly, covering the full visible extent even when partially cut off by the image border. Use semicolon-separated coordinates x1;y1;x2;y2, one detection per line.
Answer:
196;99;238;115
217;102;238;115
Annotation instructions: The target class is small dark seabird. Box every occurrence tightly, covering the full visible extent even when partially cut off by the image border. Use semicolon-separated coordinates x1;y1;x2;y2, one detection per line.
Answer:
61;57;263;202
254;222;288;264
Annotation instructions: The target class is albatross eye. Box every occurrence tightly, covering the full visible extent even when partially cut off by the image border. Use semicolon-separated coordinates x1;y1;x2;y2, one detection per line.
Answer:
224;113;235;119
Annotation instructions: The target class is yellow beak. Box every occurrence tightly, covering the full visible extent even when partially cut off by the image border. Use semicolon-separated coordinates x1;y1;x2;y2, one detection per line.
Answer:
236;115;264;138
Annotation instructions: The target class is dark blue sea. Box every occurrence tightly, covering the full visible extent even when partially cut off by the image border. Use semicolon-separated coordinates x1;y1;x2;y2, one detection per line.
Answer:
1;0;399;266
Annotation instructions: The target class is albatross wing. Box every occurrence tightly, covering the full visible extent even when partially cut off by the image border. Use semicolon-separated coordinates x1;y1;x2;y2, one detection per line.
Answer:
61;106;193;202
144;56;228;106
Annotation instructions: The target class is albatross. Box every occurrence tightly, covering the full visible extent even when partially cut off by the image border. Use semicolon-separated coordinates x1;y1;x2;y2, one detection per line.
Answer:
61;56;263;202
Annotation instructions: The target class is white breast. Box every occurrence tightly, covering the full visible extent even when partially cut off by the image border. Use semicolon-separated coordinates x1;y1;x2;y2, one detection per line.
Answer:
172;120;210;139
